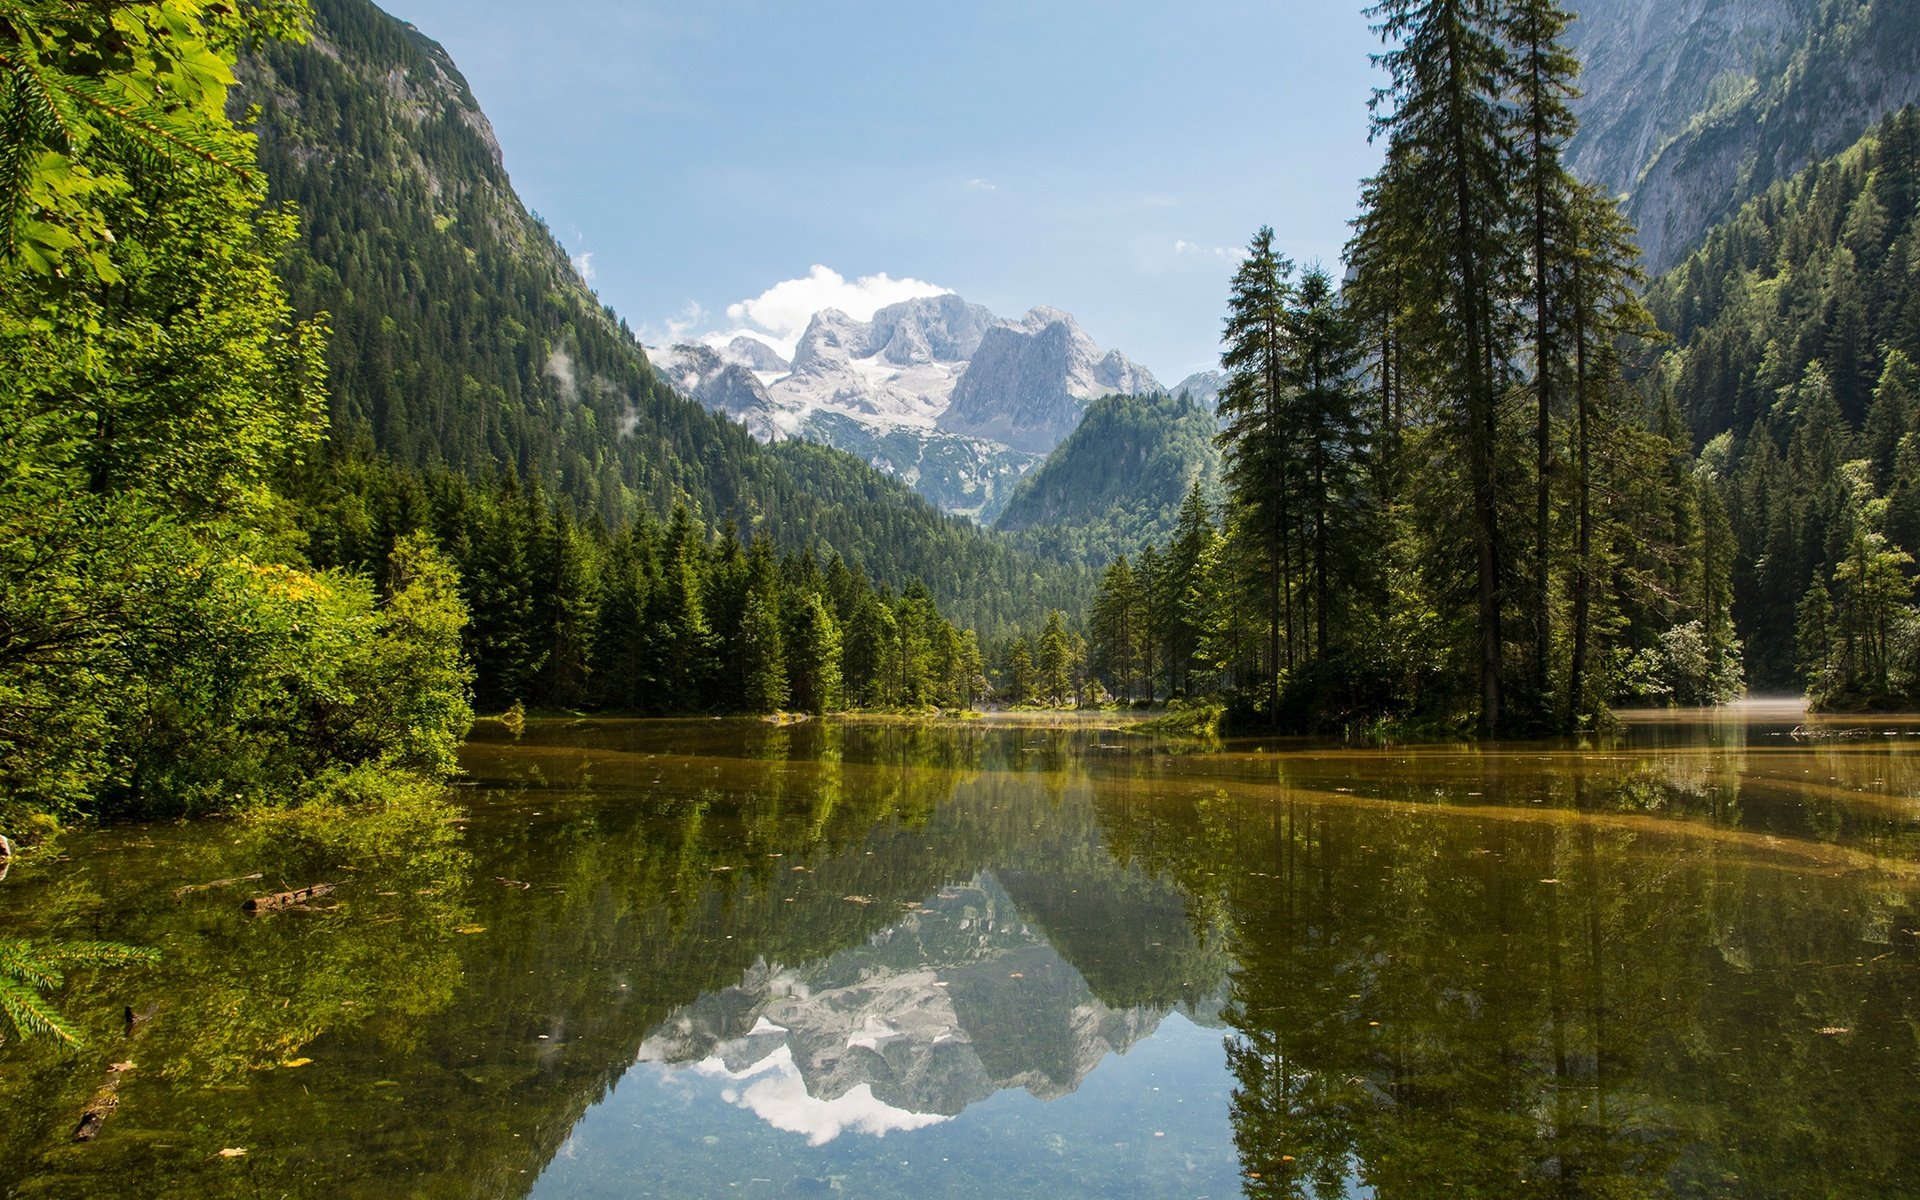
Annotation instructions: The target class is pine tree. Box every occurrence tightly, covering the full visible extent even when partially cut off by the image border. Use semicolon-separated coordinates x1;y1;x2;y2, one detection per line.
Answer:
741;539;788;712
1359;0;1517;732
785;592;843;715
1007;638;1034;705
1505;0;1581;715
1164;483;1216;697
1037;611;1074;706
1090;556;1141;702
1218;226;1297;716
1285;266;1366;659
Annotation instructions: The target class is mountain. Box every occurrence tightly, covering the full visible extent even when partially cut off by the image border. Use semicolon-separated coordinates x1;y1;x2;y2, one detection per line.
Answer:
995;391;1221;566
236;0;1087;635
648;342;781;441
1168;370;1226;410
939;307;1163;454
659;296;1163;520
1569;0;1920;271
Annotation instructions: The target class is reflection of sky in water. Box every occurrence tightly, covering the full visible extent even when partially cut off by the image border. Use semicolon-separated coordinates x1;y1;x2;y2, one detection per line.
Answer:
531;1014;1238;1200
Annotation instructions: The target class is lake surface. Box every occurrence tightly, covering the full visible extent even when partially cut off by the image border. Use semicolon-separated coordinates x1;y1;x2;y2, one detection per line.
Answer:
3;708;1919;1197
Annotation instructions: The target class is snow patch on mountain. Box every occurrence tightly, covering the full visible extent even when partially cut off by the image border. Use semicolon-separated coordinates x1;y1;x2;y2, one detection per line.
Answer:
648;291;1163;516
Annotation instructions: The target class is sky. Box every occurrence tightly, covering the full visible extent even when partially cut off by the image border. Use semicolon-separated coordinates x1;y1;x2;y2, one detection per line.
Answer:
378;0;1388;383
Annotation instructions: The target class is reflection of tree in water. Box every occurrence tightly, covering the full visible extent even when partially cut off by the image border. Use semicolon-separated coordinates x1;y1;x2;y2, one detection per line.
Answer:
6;721;1918;1198
1088;756;1920;1198
0;788;474;1188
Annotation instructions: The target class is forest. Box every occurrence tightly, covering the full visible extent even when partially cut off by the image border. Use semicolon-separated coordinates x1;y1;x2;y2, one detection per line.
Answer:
6;0;1920;844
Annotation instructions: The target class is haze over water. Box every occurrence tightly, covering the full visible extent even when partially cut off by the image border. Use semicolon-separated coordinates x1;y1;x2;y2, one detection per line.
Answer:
4;709;1919;1197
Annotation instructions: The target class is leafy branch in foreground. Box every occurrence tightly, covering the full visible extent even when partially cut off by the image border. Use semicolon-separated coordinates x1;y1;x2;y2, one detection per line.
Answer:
0;936;156;1046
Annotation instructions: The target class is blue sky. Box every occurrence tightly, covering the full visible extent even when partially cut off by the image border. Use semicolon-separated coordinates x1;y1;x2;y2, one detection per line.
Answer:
378;0;1387;382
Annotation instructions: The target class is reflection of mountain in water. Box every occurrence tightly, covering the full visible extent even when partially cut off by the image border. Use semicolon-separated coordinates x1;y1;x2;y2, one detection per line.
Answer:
638;871;1211;1137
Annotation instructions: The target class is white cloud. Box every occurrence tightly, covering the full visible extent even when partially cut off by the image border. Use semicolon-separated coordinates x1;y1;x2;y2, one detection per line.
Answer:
1174;239;1237;261
571;250;596;282
646;265;950;363
725;264;950;345
965;178;998;191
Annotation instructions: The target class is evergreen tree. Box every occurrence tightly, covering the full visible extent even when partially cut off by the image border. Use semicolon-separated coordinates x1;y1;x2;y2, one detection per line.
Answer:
1007;638;1035;706
1037;611;1074;706
1218;226;1298;716
1090;556;1142;702
785;592;843;715
1359;0;1518;732
741;539;788;712
1284;266;1367;660
1505;0;1581;712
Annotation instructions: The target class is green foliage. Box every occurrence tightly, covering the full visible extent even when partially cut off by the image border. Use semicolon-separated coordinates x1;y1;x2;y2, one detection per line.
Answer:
1652;107;1920;696
240;0;1083;642
0;0;308;277
0;936;155;1047
0;0;474;833
995;391;1220;566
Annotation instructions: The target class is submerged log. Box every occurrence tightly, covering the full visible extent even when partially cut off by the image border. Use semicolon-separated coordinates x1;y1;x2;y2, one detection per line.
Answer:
74;1006;156;1142
72;1085;120;1141
243;883;334;914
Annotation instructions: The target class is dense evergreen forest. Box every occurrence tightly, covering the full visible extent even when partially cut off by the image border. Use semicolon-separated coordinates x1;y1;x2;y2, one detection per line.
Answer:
240;0;1086;642
0;0;988;850
1651;106;1920;706
1080;0;1744;735
994;391;1221;567
295;460;990;716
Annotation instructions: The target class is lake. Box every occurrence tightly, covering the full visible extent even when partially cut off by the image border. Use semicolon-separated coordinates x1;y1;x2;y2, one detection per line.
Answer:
2;707;1918;1197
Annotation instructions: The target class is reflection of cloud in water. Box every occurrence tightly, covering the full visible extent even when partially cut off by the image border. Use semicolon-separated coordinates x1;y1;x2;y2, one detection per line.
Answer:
692;1045;949;1145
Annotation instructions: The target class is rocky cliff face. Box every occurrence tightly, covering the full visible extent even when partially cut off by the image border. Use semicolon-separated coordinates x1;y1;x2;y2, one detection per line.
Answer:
649;343;782;441
1569;0;1920;270
653;295;1161;519
1168;370;1225;411
939;308;1162;455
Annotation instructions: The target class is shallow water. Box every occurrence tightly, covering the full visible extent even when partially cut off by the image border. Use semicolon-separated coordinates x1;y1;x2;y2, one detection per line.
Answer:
3;709;1919;1198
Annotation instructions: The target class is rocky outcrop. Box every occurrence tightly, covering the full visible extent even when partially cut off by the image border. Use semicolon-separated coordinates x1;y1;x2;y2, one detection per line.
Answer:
1568;0;1920;270
1168;370;1225;411
650;343;781;442
939;308;1161;455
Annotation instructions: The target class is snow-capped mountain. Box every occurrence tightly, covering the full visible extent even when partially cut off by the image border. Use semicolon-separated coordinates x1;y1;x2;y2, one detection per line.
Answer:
650;294;1163;520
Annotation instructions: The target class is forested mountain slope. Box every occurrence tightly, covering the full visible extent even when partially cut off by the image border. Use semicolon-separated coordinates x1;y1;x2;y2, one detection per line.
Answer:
1650;106;1920;692
1568;0;1920;271
993;392;1221;567
236;0;1083;634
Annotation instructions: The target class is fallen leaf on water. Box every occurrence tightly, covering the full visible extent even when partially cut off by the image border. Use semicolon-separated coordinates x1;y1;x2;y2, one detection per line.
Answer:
1817;1027;1851;1035
280;1057;313;1069
1539;878;1561;884
842;895;872;904
1009;972;1025;979
218;1148;247;1159
455;924;487;934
